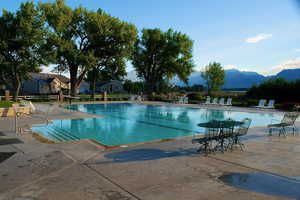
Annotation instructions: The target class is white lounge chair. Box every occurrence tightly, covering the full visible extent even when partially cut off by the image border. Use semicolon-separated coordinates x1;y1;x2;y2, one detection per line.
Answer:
177;96;185;104
183;97;188;104
225;98;232;106
265;100;275;109
211;98;218;105
254;99;266;108
136;96;142;101
219;98;225;105
203;96;211;104
128;96;135;101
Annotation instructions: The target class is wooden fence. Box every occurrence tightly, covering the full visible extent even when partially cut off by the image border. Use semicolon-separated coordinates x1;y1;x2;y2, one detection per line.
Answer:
0;94;131;102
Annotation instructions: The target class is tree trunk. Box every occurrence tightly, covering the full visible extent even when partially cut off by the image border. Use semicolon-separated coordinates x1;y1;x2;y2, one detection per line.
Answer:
12;74;21;102
70;80;78;97
70;66;78;97
145;80;155;95
206;81;211;96
91;76;96;99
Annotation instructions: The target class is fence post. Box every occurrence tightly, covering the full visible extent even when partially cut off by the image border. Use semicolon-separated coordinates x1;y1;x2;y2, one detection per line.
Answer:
59;90;64;102
5;90;10;101
103;92;107;101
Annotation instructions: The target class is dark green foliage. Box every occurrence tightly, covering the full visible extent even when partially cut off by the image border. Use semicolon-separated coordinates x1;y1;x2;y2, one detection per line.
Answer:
123;80;144;94
187;93;204;101
246;78;300;103
0;101;13;108
132;28;194;94
85;64;127;98
0;2;48;100
201;62;225;95
40;0;137;96
173;84;204;92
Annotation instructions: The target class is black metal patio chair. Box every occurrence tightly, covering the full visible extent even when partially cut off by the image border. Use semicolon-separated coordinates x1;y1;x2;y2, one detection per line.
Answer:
228;118;252;151
192;126;219;155
268;112;299;136
214;119;235;153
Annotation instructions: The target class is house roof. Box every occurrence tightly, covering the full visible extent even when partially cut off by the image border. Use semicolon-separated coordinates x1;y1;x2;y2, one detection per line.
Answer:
29;73;70;83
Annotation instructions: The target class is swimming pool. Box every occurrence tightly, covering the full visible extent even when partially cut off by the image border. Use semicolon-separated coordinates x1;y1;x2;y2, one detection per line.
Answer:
32;103;282;146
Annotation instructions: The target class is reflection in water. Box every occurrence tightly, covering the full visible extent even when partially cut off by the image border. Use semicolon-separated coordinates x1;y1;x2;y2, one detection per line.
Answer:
220;173;300;199
32;103;283;146
204;109;226;121
177;111;190;123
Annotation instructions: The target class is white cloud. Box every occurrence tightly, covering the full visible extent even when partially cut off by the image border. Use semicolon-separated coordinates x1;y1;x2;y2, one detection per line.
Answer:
262;58;300;75
223;64;257;72
296;48;300;52
41;65;54;74
245;33;272;43
41;64;69;77
223;64;237;70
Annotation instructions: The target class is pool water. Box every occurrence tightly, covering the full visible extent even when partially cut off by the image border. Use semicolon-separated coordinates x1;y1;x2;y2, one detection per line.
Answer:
31;103;282;146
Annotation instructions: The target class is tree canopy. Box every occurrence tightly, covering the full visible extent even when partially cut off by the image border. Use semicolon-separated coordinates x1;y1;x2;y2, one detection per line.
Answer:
123;80;144;94
85;60;127;97
0;2;48;100
132;28;194;94
201;62;225;95
247;78;300;103
40;0;137;96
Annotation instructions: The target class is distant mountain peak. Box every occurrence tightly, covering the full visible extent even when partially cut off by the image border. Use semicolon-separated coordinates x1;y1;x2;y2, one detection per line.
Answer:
126;68;300;89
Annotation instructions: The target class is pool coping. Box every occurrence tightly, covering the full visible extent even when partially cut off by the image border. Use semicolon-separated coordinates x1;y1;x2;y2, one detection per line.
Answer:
31;124;271;150
60;100;286;115
30;101;278;149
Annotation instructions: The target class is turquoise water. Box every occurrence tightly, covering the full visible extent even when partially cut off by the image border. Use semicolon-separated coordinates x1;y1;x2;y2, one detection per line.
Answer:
32;103;282;146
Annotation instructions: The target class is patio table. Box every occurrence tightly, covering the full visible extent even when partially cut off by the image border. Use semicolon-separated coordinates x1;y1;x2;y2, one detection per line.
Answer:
197;120;243;152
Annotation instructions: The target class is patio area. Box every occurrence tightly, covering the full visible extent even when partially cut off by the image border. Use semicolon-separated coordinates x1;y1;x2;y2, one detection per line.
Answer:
0;102;300;200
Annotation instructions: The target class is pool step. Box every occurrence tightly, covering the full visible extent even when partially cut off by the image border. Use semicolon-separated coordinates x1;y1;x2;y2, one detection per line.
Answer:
35;127;64;142
50;127;81;141
34;126;81;142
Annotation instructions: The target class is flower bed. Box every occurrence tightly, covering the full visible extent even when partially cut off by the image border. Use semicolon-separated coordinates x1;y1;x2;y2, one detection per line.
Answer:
0;101;13;108
0;104;32;117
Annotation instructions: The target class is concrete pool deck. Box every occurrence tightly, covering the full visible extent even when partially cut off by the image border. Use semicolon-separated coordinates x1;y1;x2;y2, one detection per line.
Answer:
0;102;299;200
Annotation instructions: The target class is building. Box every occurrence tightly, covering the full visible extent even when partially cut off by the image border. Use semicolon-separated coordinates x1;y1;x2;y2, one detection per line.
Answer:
21;73;70;95
95;80;125;93
20;73;124;95
78;81;90;94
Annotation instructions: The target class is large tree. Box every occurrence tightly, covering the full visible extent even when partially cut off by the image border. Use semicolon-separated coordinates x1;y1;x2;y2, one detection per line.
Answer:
85;9;137;98
40;0;137;96
201;62;225;95
132;28;194;94
0;2;48;100
123;80;144;94
85;58;127;98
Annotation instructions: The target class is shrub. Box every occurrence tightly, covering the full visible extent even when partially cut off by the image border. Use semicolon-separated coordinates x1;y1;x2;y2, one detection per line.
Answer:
0;101;13;108
246;78;300;103
187;93;204;101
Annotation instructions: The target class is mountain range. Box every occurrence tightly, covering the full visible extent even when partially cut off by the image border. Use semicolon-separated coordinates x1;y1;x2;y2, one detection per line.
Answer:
126;68;300;89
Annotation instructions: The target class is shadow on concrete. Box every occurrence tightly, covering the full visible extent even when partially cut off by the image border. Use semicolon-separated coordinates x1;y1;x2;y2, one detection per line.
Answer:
84;148;198;165
0;138;23;145
0;152;16;163
220;173;300;200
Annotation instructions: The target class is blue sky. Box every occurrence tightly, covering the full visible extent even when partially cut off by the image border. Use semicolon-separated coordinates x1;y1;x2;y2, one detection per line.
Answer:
2;0;300;75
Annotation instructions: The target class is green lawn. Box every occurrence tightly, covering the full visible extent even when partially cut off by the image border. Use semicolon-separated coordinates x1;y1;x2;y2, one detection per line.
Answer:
0;101;13;108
